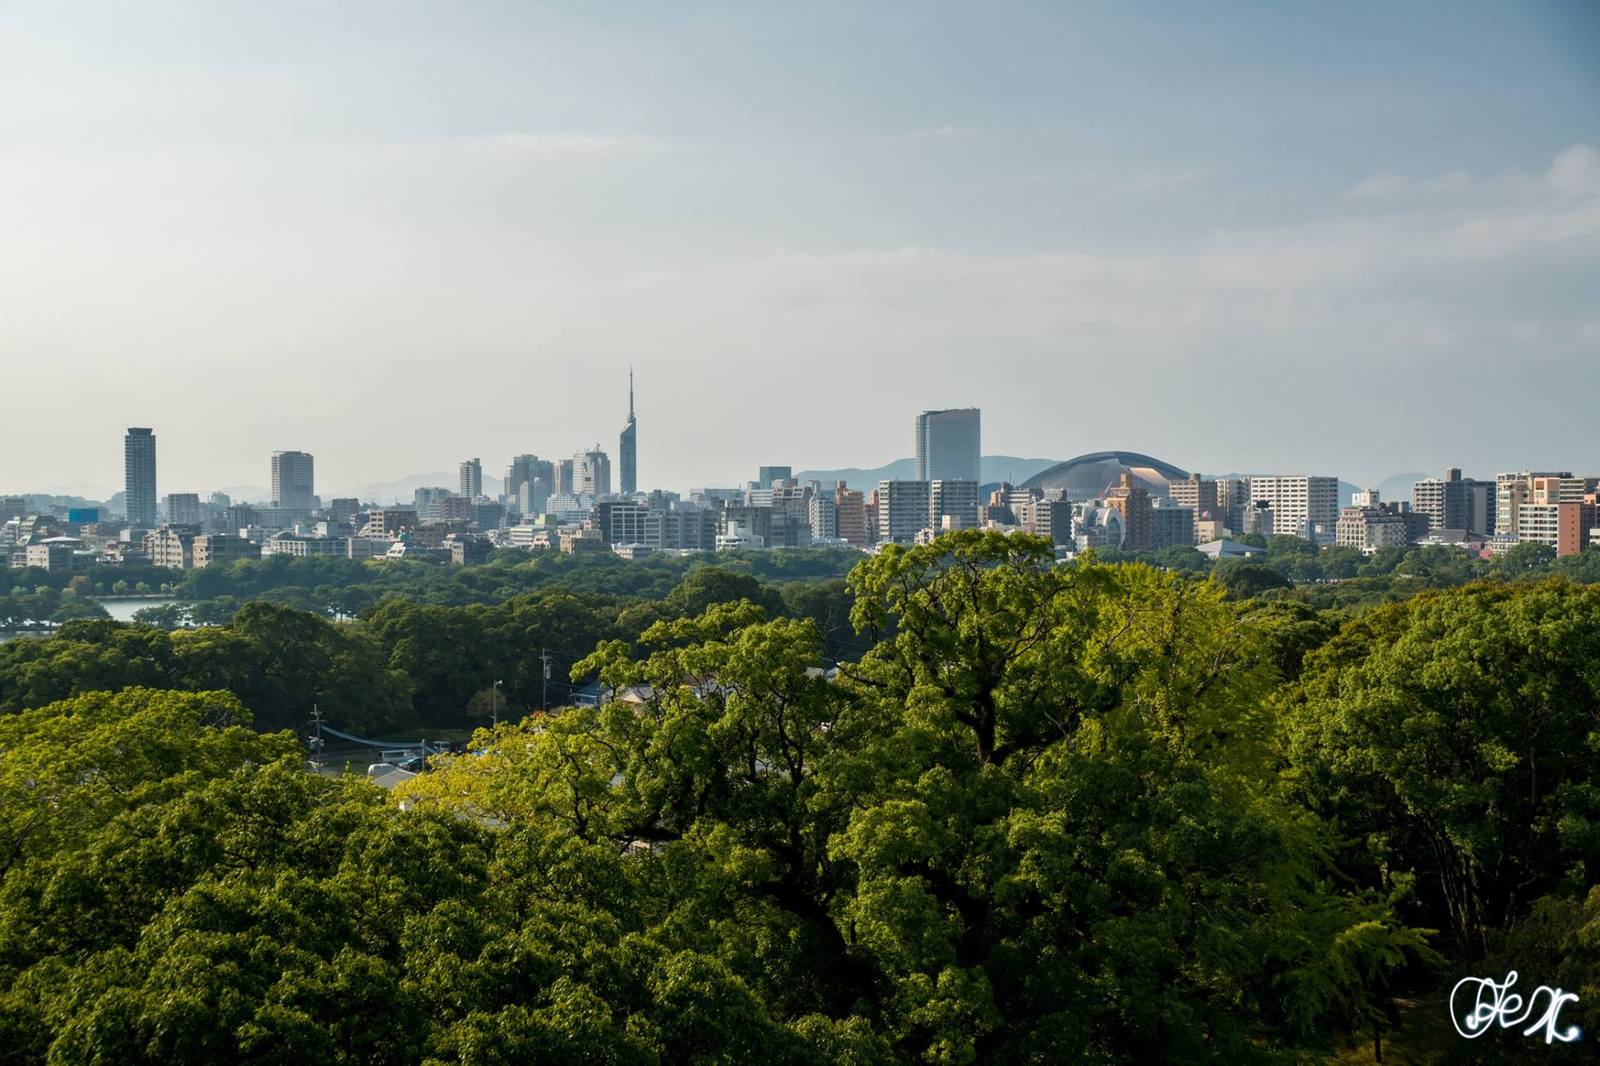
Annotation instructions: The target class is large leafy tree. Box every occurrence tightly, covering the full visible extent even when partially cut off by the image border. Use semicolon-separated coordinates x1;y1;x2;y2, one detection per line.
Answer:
1285;579;1600;956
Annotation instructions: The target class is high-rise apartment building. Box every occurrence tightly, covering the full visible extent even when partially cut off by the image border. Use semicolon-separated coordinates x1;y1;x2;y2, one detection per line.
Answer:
930;480;980;532
164;493;202;526
878;480;932;544
1412;468;1496;535
1104;474;1154;550
619;370;638;495
1247;475;1340;541
1168;474;1218;518
124;427;158;527
459;458;482;499
835;487;869;548
915;408;981;483
270;451;316;511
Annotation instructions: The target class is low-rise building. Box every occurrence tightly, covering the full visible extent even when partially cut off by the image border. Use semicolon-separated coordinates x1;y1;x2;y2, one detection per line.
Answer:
192;534;259;568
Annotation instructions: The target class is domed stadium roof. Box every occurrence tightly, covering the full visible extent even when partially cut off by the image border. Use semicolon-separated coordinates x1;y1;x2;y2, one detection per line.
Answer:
1019;451;1189;500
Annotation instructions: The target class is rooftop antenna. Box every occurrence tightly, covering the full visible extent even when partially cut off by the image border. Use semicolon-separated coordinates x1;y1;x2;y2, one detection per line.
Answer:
628;366;635;420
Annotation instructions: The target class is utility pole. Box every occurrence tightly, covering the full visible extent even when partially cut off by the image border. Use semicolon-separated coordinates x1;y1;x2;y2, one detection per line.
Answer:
492;679;503;727
308;703;324;772
540;649;552;711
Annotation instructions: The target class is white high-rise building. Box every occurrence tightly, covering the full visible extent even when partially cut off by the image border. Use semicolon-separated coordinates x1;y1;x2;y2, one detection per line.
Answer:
878;480;932;544
915;409;981;483
1246;475;1340;541
271;451;317;511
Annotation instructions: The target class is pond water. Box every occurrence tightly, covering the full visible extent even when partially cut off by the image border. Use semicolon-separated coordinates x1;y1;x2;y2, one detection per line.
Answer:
0;597;179;641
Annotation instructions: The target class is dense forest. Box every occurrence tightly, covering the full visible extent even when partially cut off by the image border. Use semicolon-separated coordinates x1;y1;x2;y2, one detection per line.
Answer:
1;532;1596;1062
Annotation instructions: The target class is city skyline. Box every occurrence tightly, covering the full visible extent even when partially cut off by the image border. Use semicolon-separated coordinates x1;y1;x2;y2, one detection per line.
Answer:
2;2;1597;496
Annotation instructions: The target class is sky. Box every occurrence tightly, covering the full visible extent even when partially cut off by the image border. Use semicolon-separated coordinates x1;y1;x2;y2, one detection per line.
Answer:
2;0;1597;498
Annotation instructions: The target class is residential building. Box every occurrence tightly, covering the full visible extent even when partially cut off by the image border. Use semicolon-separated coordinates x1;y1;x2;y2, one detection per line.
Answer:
124;427;158;527
267;532;347;558
1495;472;1573;537
359;508;419;538
164;492;201;526
192;534;258;568
930;479;980;532
1336;504;1411;554
148;527;196;569
808;492;838;541
1104;474;1154;551
459;458;482;499
445;532;494;565
21;538;79;572
1413;468;1496;536
1150;497;1196;549
595;500;656;546
1247;475;1340;541
329;498;362;524
915;408;981;482
877;480;932;544
834;488;870;548
1168;474;1219;518
271;451;317;510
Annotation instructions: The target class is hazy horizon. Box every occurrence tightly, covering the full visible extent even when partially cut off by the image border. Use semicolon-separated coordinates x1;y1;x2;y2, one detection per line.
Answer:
4;1;1597;498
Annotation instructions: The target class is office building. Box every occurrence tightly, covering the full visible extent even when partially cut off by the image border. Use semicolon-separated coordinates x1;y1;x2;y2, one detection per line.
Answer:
1247;475;1340;541
328;498;362;524
915;408;981;483
271;451;316;511
124;428;158;527
459;458;482;500
164;492;201;526
757;466;792;490
505;455;555;513
619;370;638;495
578;449;612;497
414;487;453;523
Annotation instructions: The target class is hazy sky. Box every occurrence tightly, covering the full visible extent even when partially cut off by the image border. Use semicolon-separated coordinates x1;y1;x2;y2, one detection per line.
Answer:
3;1;1597;498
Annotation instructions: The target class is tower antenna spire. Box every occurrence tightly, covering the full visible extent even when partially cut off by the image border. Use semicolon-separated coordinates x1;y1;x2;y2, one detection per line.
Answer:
629;366;634;419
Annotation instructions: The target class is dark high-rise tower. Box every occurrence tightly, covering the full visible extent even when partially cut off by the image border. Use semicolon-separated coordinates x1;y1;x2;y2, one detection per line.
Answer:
124;427;158;527
915;408;981;483
619;368;638;495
